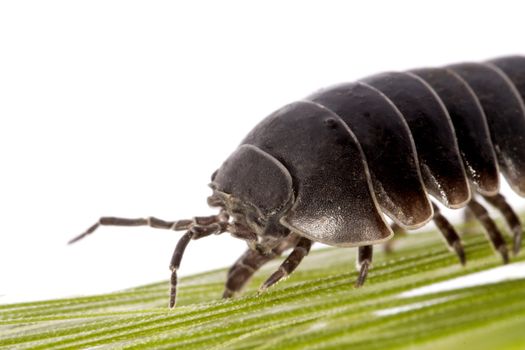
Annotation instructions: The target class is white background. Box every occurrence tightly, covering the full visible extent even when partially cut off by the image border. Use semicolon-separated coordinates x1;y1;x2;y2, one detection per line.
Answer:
1;1;524;304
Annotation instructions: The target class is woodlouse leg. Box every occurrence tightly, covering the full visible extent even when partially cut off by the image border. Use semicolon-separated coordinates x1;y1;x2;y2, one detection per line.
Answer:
432;202;466;265
482;193;523;255
383;223;406;254
355;245;373;287
224;236;300;298
258;237;312;292
169;223;225;308
467;199;510;264
224;235;301;298
223;249;277;298
68;212;228;244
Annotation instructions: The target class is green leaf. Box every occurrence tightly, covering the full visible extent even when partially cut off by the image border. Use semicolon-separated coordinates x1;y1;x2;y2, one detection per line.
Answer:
1;227;524;349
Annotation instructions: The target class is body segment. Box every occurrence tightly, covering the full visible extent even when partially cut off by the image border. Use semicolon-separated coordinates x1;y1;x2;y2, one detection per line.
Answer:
411;67;500;196
241;101;393;246
362;72;471;208
448;62;525;196
307;82;432;229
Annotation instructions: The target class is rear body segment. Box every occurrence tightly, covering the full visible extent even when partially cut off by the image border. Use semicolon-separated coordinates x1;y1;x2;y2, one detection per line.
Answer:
362;72;471;209
412;67;500;196
449;62;525;196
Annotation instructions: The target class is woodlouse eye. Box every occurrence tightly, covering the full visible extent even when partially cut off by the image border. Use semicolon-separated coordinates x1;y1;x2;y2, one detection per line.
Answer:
324;118;338;128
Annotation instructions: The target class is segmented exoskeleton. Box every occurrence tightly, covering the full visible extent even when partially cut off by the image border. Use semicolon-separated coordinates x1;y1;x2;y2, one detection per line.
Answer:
71;56;525;308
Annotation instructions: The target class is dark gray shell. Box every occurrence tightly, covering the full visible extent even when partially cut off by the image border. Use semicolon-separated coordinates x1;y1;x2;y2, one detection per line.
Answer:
489;56;525;102
449;62;525;196
411;67;500;196
240;101;392;246
211;55;525;248
307;82;432;229
362;72;471;209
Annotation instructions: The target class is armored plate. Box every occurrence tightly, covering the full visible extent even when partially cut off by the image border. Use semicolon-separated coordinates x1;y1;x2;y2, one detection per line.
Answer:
242;101;392;247
212;144;293;217
363;72;471;209
449;62;525;196
412;67;500;196
489;56;525;103
307;82;432;229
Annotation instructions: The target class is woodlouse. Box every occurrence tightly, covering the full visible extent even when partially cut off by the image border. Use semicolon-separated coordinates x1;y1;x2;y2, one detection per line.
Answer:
70;56;525;308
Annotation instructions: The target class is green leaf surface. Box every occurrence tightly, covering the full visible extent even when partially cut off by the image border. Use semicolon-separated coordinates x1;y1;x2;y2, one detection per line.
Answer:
1;226;524;349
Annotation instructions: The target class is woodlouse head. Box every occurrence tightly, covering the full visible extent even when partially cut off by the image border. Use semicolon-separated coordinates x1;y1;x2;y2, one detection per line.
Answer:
208;144;294;237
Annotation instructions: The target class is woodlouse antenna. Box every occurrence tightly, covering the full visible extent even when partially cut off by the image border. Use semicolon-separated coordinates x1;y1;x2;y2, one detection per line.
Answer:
68;216;209;245
69;211;235;308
